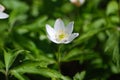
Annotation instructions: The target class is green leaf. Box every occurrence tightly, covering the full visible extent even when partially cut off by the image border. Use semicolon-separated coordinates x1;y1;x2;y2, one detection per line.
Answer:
3;0;29;10
12;33;43;58
110;16;119;24
9;10;28;26
105;30;119;68
4;0;29;25
73;71;86;80
106;1;118;15
4;49;27;71
11;61;69;80
12;33;37;51
35;54;55;67
0;60;5;74
91;18;106;29
0;60;4;69
16;16;48;34
73;29;101;47
63;49;97;62
111;63;120;73
11;70;29;80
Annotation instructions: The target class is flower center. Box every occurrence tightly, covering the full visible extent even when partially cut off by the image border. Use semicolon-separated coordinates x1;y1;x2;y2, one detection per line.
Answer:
58;33;65;40
55;30;68;42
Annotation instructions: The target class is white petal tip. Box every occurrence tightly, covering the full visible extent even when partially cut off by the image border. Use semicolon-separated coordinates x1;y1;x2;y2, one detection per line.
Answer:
0;12;9;19
56;18;62;23
46;24;51;29
73;33;79;37
0;4;5;12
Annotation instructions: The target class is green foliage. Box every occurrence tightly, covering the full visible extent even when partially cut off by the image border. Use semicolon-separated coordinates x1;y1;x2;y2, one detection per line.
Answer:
106;1;118;15
73;71;86;80
4;50;26;71
105;30;120;69
0;0;119;80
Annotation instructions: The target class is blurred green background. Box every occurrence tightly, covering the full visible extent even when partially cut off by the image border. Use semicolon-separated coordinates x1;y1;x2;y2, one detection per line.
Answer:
0;0;120;80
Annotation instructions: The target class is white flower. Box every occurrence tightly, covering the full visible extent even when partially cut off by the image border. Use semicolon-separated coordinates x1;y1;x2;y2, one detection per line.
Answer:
46;19;79;44
0;4;9;19
70;0;85;7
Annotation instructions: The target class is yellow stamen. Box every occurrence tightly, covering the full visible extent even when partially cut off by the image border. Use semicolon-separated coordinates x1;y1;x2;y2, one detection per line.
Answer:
58;33;65;40
55;30;68;41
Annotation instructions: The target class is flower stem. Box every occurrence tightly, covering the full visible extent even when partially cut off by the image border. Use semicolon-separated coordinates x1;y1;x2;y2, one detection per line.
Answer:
57;45;62;72
5;69;9;80
118;0;120;25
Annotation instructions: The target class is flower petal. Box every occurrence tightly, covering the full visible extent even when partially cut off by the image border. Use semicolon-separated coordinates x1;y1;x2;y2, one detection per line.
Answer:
70;0;77;3
0;12;9;19
63;33;79;44
47;35;60;44
46;24;56;38
79;0;85;5
54;19;65;31
65;21;74;34
0;5;5;12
